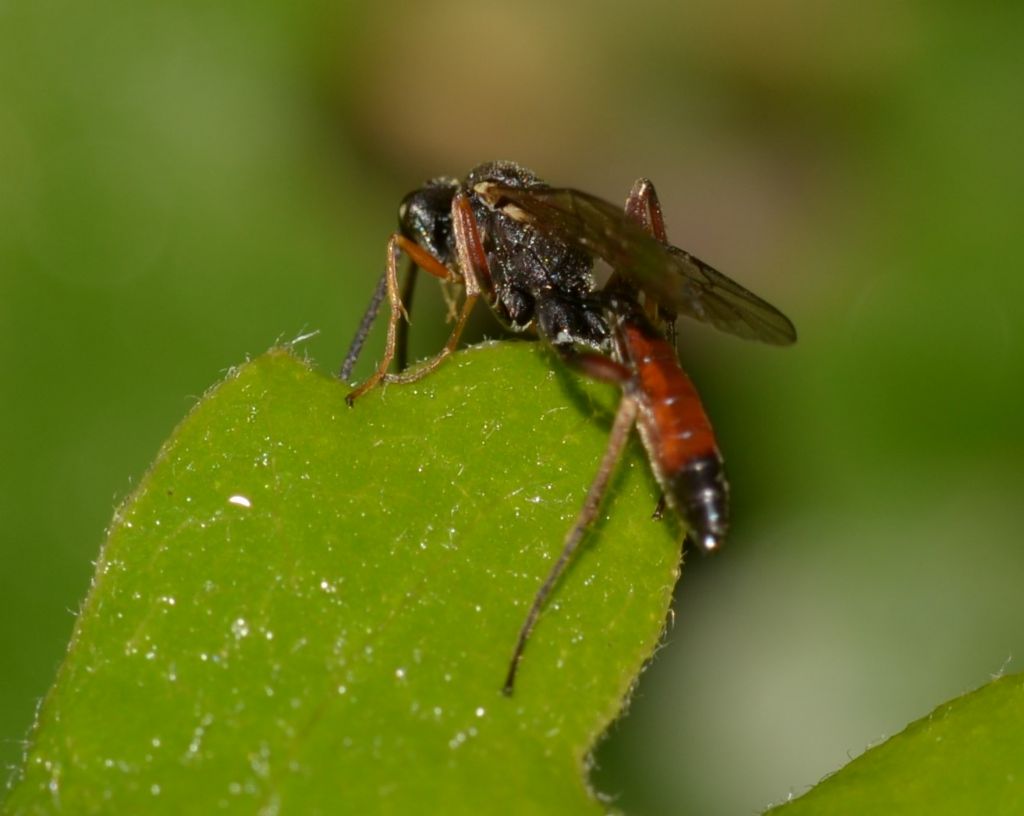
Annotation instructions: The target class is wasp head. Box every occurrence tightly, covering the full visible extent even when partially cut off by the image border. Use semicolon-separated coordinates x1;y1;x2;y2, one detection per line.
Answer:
398;177;460;264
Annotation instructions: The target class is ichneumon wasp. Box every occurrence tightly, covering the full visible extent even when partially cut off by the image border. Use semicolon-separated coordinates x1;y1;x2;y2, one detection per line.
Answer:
341;161;796;694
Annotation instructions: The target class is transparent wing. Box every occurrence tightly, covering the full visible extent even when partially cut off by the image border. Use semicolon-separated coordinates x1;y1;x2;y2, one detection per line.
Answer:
473;183;797;345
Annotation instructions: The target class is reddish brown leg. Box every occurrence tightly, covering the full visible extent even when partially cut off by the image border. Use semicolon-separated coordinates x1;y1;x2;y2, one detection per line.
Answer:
346;192;493;405
625;177;677;334
553;345;632;384
342;238;451;383
346;233;459;405
503;391;639;694
503;344;634;693
624;179;676;517
501;339;635;693
625;178;668;242
380;192;491;383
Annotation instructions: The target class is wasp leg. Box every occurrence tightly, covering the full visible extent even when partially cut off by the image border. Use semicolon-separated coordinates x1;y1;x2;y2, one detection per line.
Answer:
378;288;479;387
503;344;634;693
504;393;639;695
375;191;492;388
348;191;492;402
624;177;678;338
624;179;679;513
552;345;631;385
345;234;459;405
395;257;418;372
341;237;445;383
625;178;668;241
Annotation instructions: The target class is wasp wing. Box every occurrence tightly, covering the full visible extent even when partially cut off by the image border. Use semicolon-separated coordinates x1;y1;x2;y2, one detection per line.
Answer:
473;183;797;345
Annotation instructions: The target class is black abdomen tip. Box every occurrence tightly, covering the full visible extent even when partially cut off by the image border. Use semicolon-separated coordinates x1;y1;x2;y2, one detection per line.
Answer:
670;454;730;552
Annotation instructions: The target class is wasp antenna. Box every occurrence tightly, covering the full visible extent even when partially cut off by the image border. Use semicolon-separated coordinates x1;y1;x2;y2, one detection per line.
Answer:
340;271;388;382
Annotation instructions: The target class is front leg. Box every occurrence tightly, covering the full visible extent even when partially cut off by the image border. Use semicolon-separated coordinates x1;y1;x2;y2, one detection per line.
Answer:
345;233;459;406
346;192;493;405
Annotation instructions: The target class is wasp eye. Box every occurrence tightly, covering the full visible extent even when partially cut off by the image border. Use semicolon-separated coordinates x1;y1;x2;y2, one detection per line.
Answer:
398;180;459;262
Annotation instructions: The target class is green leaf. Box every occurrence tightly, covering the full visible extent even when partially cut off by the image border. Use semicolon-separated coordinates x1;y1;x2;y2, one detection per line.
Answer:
4;343;683;814
767;674;1024;815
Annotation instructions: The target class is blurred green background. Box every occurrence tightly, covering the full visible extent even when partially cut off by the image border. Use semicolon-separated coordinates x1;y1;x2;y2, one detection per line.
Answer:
1;1;1021;814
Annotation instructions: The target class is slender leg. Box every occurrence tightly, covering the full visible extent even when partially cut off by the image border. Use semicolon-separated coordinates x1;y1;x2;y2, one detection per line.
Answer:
503;394;640;694
625;178;668;242
552;344;631;385
626;177;675;331
346;192;493;404
375;190;494;387
380;289;479;386
395;258;418;372
342;236;449;383
346;234;457;406
380;192;495;389
624;178;677;513
502;344;632;693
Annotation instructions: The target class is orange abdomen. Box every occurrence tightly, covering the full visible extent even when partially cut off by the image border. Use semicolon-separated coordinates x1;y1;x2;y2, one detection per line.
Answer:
620;322;719;480
616;317;729;551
